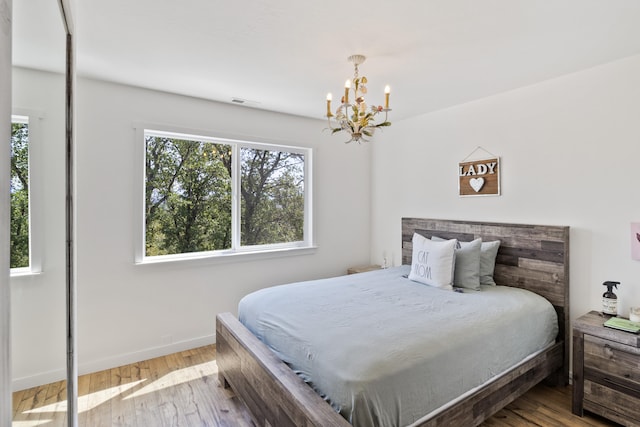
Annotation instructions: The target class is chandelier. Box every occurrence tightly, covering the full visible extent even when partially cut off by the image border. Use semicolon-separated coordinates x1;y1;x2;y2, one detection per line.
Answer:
325;54;391;143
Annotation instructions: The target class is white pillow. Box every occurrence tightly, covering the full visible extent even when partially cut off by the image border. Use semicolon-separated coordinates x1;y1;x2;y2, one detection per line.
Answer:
408;233;456;290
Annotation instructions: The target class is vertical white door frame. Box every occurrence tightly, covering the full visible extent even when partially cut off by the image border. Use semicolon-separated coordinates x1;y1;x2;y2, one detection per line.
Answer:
0;0;12;425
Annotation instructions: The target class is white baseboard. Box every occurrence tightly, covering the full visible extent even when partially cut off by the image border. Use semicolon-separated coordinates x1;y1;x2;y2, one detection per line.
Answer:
12;334;215;392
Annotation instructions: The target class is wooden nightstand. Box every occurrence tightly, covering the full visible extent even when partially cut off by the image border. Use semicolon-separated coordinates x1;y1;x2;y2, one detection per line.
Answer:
572;310;640;426
347;265;382;275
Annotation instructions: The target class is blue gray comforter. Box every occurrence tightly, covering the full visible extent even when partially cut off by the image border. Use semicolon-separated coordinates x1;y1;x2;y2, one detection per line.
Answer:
238;265;558;426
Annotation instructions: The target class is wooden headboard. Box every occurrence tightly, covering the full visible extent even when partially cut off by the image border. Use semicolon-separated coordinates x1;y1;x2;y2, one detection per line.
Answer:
402;218;570;383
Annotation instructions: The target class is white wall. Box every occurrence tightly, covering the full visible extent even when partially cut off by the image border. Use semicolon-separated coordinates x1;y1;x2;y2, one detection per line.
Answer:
371;54;640;327
11;71;373;390
10;67;66;390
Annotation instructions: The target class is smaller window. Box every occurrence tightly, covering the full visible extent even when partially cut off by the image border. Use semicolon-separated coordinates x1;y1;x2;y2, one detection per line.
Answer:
10;115;30;271
10;111;43;276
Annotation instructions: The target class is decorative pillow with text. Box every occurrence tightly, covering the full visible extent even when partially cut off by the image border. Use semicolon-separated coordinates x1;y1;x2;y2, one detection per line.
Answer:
408;233;456;290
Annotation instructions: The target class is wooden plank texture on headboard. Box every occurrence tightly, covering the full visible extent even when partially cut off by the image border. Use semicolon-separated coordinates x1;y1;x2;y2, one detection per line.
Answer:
402;217;570;383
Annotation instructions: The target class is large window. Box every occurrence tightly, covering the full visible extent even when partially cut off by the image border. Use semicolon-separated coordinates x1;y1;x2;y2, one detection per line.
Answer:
10;115;30;270
142;129;312;261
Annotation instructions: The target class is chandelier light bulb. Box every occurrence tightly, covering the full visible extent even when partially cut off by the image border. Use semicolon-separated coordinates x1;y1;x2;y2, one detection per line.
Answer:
344;80;351;104
326;93;333;117
384;85;390;109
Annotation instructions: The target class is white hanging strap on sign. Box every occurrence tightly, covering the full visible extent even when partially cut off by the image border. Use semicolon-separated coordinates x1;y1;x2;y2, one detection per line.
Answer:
461;145;498;162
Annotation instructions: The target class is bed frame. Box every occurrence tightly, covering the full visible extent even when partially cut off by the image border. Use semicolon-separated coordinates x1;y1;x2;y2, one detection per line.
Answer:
216;218;570;426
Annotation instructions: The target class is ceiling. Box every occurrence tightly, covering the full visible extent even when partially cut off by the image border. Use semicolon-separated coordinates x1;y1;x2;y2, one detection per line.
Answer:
12;0;640;122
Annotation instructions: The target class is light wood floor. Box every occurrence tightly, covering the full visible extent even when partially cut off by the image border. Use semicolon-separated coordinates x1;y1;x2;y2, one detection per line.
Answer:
12;345;619;426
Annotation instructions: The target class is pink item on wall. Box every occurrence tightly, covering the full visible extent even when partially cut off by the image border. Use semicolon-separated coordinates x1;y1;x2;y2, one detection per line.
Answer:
631;222;640;260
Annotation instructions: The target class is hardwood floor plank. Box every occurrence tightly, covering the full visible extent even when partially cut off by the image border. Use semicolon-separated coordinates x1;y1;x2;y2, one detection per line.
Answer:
85;368;112;427
11;388;24;419
164;350;218;425
480;384;619;427
13;383;49;425
148;350;195;426
130;360;165;427
41;380;67;425
77;368;91;426
12;344;621;426
109;365;137;427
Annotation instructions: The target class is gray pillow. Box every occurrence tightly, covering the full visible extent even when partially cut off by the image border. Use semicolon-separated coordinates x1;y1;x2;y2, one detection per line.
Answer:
432;236;482;290
473;240;500;286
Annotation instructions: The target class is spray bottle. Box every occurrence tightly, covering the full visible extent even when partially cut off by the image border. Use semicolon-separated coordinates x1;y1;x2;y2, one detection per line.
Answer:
602;281;620;316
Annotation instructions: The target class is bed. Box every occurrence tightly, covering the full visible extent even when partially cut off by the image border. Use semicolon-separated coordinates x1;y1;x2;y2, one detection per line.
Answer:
216;218;570;426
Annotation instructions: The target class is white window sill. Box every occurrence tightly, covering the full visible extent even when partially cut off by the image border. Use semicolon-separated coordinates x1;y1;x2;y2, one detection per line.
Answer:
136;245;318;267
10;268;42;278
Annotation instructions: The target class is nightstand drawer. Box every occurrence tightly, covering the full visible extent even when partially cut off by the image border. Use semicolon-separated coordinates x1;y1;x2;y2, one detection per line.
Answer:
584;380;640;424
584;335;640;388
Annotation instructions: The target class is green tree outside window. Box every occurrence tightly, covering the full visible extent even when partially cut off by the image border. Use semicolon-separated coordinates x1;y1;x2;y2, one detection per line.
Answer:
144;133;306;257
10;120;30;269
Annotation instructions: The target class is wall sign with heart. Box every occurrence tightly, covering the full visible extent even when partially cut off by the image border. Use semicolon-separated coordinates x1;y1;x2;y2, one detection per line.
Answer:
458;155;500;197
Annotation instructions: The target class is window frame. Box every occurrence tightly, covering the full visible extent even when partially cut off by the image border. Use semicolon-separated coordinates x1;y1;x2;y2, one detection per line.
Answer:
134;125;315;265
10;110;44;276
